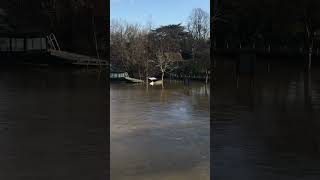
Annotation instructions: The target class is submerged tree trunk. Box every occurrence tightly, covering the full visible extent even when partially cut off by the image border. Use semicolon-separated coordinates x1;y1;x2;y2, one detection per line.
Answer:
138;69;142;80
205;69;209;84
146;74;148;84
304;13;313;71
308;44;313;70
161;71;165;88
161;71;164;82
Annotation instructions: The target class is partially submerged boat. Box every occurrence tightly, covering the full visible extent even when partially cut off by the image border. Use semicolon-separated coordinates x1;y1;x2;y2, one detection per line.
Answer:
148;77;163;85
110;65;144;83
110;71;144;83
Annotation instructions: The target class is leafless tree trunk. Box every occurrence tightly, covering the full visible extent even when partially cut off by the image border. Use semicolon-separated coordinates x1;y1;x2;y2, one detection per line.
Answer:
187;8;211;84
155;51;177;86
304;10;314;70
205;69;209;84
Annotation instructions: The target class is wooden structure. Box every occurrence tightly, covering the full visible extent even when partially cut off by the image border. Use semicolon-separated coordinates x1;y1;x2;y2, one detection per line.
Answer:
49;49;107;66
0;32;47;53
0;32;107;66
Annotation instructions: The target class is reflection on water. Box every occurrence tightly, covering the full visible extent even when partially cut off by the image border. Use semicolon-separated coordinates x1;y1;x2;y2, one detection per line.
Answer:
213;58;320;180
0;66;107;179
111;81;210;180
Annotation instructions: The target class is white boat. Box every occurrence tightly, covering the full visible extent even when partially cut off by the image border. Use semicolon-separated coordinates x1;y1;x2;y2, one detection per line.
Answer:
148;77;163;85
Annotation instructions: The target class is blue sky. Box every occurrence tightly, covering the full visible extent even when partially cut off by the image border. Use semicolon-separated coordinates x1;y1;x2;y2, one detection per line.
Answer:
111;0;210;27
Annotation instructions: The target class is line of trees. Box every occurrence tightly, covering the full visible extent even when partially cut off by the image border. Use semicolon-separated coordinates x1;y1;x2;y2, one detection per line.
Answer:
110;8;210;83
213;0;320;68
215;0;320;50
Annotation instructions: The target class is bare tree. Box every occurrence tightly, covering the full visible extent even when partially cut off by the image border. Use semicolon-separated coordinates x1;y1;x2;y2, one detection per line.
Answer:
111;19;153;80
187;8;210;40
187;8;210;84
110;19;127;70
304;9;314;70
154;51;180;86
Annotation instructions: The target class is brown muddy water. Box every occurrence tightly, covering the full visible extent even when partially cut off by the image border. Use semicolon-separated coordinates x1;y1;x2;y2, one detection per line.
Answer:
111;81;210;180
0;66;107;179
213;58;320;180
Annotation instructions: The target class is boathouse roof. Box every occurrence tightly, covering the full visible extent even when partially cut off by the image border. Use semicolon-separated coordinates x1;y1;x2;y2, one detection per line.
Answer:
0;32;47;38
164;52;184;61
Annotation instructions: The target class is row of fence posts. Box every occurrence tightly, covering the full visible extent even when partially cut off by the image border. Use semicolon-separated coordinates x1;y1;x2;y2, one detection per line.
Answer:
218;42;320;55
169;74;209;80
168;73;210;85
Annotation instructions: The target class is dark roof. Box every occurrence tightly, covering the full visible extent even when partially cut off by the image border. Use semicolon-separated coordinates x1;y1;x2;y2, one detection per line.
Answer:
0;7;50;35
164;52;184;61
0;32;47;38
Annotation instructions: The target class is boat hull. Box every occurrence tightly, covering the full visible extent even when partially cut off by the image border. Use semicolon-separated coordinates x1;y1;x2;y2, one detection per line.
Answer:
150;80;163;85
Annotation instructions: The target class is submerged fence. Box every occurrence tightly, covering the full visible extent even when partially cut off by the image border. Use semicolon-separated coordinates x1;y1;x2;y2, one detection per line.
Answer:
168;72;210;81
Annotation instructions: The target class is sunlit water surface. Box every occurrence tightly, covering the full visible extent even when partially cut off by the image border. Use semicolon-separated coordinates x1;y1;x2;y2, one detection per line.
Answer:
111;81;210;180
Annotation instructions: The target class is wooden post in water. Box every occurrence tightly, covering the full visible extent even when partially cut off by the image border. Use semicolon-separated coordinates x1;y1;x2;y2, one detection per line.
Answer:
304;69;312;111
308;46;312;70
236;59;240;89
24;37;27;52
9;38;12;52
250;56;255;88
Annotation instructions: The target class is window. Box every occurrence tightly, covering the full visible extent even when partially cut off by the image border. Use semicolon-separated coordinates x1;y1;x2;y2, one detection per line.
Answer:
41;38;47;50
27;38;45;50
0;38;10;51
12;38;24;51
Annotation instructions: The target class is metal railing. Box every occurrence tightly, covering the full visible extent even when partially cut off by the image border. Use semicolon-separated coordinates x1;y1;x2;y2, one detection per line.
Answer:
47;33;60;51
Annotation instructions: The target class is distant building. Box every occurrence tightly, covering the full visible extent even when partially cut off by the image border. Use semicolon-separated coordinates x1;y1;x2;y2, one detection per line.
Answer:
1;0;106;57
0;5;47;53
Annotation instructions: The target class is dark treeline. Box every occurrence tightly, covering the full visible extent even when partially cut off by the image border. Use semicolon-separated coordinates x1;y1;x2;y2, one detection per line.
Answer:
111;8;210;83
214;0;320;51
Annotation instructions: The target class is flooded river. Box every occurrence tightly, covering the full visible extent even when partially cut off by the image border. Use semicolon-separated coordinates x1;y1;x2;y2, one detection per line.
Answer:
111;81;210;180
0;66;107;179
213;58;320;179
